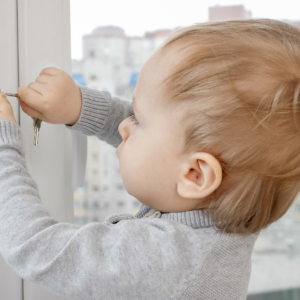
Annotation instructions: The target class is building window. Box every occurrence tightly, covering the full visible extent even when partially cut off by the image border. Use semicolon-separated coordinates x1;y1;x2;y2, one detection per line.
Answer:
92;136;98;145
90;74;98;80
117;184;124;190
93;153;98;162
75;217;88;226
89;50;95;58
103;155;108;165
133;201;140;207
92;217;99;222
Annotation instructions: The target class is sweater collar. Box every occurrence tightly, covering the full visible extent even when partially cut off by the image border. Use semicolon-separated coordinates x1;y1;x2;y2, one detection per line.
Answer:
135;204;214;229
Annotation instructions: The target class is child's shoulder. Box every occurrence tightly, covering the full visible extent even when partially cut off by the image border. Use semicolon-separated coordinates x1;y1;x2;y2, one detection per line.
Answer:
103;206;259;253
98;207;258;299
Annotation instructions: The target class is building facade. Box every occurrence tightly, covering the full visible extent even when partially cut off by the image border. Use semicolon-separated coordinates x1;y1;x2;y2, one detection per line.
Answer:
209;4;252;22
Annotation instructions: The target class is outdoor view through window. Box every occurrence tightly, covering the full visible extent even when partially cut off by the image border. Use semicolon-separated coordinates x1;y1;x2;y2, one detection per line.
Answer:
70;1;300;299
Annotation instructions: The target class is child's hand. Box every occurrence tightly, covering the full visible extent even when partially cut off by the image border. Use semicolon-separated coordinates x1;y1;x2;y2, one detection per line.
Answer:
17;67;82;125
0;93;17;124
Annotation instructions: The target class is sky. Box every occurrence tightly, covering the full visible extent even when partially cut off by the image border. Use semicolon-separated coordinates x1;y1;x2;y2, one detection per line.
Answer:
70;0;300;60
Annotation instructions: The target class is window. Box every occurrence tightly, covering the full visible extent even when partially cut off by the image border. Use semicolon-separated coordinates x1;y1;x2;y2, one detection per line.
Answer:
93;153;98;162
89;50;95;58
90;74;97;80
117;201;125;207
116;184;124;190
133;201;141;207
74;216;88;226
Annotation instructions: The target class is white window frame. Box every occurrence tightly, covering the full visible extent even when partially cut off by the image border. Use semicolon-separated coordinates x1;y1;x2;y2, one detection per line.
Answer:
0;1;83;299
0;1;22;299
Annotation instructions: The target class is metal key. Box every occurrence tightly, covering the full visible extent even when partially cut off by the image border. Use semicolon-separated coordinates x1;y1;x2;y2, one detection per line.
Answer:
4;92;42;146
33;118;42;145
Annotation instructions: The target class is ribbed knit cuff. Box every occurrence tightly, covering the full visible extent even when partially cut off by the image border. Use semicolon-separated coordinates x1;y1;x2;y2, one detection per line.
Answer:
65;84;111;136
0;121;25;157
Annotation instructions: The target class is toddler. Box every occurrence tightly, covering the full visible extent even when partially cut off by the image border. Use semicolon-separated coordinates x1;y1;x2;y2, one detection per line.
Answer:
0;19;300;300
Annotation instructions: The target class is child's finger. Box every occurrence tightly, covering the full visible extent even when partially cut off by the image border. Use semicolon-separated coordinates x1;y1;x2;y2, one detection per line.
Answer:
27;81;46;95
0;93;13;109
36;74;51;84
0;92;9;103
17;86;44;112
39;67;60;76
19;98;44;121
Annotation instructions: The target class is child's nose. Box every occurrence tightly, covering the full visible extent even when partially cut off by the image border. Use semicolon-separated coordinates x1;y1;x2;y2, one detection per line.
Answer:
118;119;131;142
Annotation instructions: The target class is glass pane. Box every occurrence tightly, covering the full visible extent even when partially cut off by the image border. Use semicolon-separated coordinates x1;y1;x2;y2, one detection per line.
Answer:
248;200;300;297
71;1;300;297
74;135;141;225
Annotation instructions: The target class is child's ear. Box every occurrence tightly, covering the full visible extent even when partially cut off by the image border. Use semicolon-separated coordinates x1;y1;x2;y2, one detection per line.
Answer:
177;152;222;199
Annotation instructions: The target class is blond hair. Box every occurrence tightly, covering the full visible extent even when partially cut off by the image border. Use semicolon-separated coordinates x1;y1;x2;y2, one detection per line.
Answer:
159;19;300;234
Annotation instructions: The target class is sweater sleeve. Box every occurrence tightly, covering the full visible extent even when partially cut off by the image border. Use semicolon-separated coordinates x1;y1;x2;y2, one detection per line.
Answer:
0;121;203;300
65;84;133;148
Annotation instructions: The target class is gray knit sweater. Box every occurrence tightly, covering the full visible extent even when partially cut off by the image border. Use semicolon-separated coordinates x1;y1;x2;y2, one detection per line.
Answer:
0;84;259;300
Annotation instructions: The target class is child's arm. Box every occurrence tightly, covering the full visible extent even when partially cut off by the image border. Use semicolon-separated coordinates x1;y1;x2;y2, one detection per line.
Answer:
0;119;202;300
65;84;133;148
17;67;133;148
